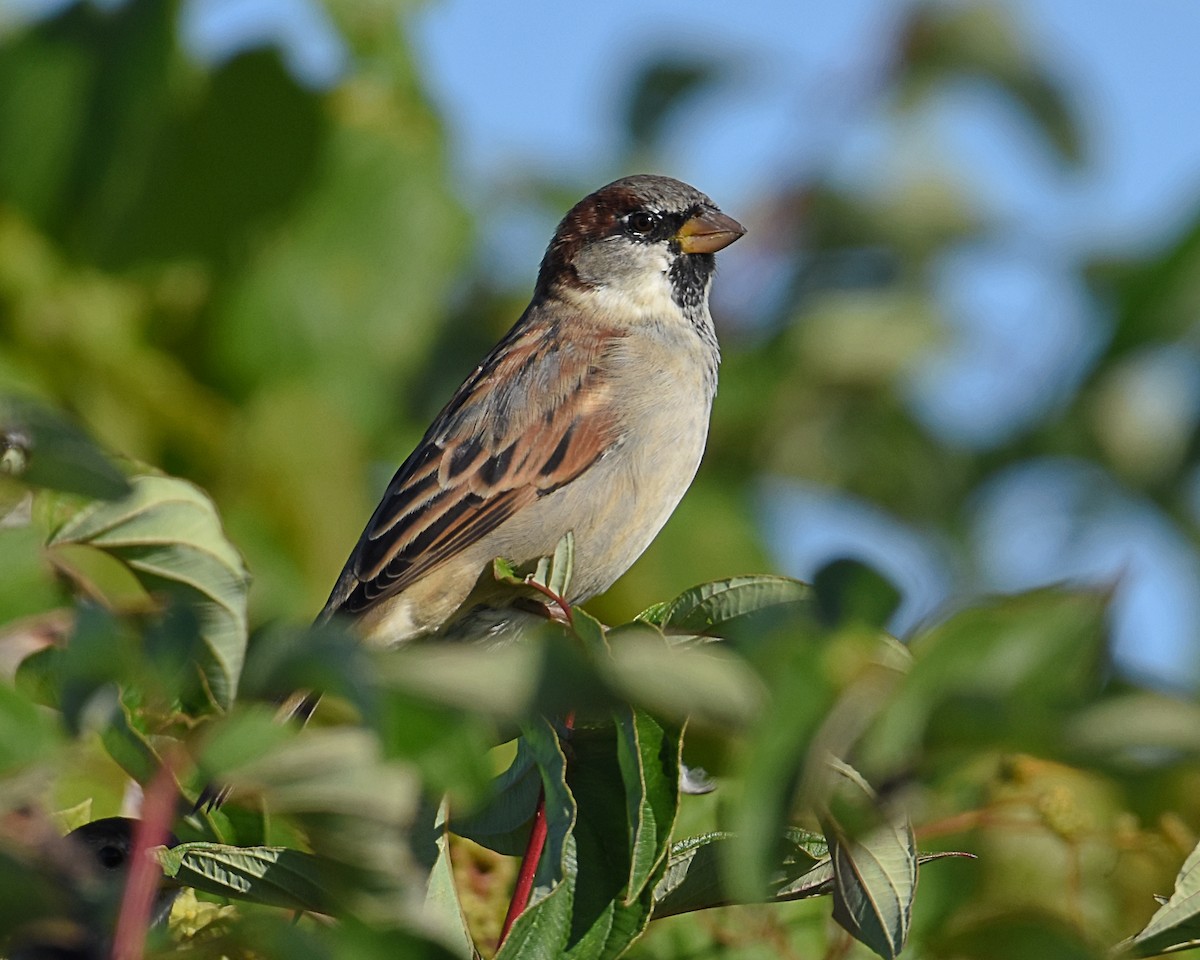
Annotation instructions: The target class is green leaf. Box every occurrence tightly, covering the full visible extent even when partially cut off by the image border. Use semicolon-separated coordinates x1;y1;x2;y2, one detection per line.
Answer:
378;624;614;727
570;607;610;659
558;713;671;959
829;818;918;960
822;759;922;960
202;721;417;822
47;474;249;709
857;587;1109;780
212;912;465;960
813;558;901;630
651;828;965;921
452;739;543;857
492;556;521;584
492;533;576;625
378;639;545;720
489;708;681;955
0;681;59;783
200;718;423;919
15;603;174;781
652;828;827;919
23;603;126;729
0;395;130;500
196;706;296;786
540;531;574;600
100;686;165;784
0;523;61;623
604;623;763;731
423;800;476;959
376;693;495;808
156;843;341;914
238;619;380;727
329;921;469;960
615;706;680;902
724;630;836;900
1128;839;1200;957
491;532;574;596
489;711;681;957
493;719;575;959
640;575;814;638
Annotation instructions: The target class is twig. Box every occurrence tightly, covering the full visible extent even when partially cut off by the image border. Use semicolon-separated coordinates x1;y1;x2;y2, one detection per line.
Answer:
521;578;574;628
498;786;548;945
498;712;576;945
111;759;177;960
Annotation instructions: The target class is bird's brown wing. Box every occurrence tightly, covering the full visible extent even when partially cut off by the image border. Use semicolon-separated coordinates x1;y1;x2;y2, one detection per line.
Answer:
326;316;625;618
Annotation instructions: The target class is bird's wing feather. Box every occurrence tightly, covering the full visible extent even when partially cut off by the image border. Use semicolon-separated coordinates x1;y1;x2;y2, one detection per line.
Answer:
327;315;625;617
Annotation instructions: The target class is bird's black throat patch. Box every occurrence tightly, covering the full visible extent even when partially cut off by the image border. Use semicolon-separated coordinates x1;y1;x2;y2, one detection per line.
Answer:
669;250;715;316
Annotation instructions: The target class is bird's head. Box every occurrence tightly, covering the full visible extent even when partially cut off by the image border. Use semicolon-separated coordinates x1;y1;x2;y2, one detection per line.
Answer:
536;174;745;321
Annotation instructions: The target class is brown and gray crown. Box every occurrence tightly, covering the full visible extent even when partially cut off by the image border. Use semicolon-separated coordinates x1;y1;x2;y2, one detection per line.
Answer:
536;174;738;293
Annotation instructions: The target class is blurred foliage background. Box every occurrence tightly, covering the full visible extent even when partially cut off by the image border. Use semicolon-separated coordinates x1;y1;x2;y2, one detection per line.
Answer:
3;0;1200;957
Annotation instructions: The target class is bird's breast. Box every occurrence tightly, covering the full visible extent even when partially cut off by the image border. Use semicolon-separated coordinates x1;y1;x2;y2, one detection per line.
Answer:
541;323;717;600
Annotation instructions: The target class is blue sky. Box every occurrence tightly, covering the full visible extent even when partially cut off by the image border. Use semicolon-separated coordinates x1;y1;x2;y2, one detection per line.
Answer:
410;0;1200;247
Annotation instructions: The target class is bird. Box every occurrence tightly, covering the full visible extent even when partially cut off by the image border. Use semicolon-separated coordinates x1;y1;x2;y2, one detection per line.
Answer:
64;817;181;931
318;174;745;650
4;817;180;960
196;175;744;809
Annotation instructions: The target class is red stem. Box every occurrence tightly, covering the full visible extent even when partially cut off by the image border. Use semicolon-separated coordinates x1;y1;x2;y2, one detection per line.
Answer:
498;712;575;946
111;761;177;960
499;787;548;945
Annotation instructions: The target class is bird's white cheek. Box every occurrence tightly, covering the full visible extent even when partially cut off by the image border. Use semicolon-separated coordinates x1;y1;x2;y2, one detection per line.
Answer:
573;242;678;318
592;268;679;319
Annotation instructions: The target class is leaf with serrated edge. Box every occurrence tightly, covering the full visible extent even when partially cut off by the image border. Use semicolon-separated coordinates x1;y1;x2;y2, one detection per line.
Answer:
615;706;680;903
1129;838;1200;956
562;713;667;958
830;819;917;960
47;475;248;708
156;843;338;913
653;576;813;635
822;758;919;960
652;828;825;919
651;830;967;920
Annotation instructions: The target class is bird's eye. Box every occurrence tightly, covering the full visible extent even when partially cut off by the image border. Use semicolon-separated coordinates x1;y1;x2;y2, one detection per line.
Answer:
625;211;659;238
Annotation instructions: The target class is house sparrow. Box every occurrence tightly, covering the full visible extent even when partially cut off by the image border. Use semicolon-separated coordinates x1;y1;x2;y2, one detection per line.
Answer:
64;817;181;930
192;177;744;808
4;818;180;960
319;175;744;646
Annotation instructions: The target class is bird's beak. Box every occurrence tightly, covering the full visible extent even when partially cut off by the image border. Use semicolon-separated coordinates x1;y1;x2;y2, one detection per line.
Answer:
676;209;746;254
